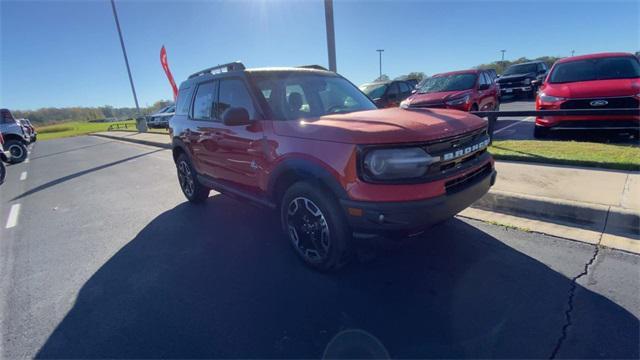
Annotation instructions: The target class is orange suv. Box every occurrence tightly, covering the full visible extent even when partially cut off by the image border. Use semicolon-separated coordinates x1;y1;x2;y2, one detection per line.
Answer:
170;62;496;270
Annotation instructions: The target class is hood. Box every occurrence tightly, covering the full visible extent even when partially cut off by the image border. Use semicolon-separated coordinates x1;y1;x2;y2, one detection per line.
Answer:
542;78;640;98
497;72;536;83
272;107;487;145
404;90;472;107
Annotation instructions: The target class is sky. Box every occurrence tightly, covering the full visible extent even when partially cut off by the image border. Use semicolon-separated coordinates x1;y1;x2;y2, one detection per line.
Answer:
1;0;638;110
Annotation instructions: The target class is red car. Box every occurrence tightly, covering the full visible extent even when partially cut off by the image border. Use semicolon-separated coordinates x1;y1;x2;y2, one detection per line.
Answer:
170;63;495;270
535;52;640;137
400;69;499;112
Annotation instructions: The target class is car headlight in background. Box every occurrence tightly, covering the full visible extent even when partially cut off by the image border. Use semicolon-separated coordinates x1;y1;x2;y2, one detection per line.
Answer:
363;147;435;181
539;93;565;103
445;94;470;106
523;78;531;85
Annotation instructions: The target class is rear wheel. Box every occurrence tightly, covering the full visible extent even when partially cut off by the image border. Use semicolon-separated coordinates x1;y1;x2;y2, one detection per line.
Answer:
5;140;28;164
534;126;550;139
0;162;5;185
280;182;351;271
176;153;209;203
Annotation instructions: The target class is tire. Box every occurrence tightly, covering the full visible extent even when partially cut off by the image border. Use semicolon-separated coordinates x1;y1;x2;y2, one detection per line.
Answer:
5;140;28;164
534;126;549;139
0;162;5;186
280;181;352;271
176;153;210;203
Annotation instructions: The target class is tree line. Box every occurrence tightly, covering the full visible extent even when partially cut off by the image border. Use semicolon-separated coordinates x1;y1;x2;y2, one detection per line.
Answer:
374;55;564;82
11;100;173;125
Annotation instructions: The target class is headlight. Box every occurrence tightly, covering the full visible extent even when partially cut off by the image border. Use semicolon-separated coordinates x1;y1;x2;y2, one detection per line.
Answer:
445;94;470;106
523;78;531;85
400;99;410;109
539;93;565;102
363;147;434;181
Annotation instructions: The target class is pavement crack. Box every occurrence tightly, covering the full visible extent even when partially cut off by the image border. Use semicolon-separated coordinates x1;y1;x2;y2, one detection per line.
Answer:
549;207;610;359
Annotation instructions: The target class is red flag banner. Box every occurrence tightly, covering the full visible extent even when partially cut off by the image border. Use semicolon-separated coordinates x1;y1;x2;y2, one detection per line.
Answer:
160;45;178;101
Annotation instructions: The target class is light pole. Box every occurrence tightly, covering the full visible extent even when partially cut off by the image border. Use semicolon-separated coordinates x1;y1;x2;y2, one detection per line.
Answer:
500;49;506;62
324;0;336;72
571;50;575;57
376;49;384;79
110;0;147;132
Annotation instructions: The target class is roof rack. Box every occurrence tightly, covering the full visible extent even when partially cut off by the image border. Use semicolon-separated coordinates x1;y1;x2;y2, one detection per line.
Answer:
297;65;328;71
188;61;245;79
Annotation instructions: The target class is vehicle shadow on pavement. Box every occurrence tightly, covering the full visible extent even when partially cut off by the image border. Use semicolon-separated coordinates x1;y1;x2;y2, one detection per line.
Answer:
36;195;639;359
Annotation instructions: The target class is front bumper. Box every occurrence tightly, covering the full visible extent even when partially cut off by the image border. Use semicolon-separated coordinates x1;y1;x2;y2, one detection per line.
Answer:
535;116;640;130
340;167;496;238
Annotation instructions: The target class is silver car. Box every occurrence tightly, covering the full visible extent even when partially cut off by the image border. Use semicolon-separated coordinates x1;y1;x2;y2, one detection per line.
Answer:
146;105;175;129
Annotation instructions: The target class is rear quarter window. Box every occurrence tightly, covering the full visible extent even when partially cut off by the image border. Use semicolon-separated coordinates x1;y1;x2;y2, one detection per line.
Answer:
175;86;194;116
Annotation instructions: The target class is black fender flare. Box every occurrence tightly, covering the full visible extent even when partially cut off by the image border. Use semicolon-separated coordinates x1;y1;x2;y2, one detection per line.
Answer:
268;158;349;204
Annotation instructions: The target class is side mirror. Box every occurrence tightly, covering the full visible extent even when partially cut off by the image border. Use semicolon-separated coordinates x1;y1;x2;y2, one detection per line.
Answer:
222;107;251;126
411;89;417;94
496;74;501;78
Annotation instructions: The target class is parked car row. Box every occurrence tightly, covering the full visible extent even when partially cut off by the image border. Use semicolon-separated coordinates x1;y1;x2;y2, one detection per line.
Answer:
361;52;639;139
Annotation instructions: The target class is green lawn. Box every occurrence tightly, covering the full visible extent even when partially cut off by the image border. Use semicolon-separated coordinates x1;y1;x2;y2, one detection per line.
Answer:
35;120;137;140
489;140;640;171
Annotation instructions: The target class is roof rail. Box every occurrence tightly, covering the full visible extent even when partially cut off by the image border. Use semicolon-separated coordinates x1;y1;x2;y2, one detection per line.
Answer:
297;65;329;71
188;61;245;79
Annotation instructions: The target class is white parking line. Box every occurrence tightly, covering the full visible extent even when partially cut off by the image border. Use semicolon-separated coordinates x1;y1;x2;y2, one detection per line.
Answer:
494;116;534;134
20;171;27;181
5;204;21;229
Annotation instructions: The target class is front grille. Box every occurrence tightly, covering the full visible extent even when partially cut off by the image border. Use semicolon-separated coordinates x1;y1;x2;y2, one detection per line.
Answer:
445;163;492;194
560;96;639;110
498;80;524;88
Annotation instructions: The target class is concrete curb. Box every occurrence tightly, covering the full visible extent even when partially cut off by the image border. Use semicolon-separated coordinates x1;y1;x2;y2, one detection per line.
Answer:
471;190;639;250
91;132;171;149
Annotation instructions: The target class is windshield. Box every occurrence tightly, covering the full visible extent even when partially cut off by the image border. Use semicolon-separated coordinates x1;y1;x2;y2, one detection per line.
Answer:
418;73;477;93
503;63;538;75
549;56;640;83
252;73;377;120
359;83;388;99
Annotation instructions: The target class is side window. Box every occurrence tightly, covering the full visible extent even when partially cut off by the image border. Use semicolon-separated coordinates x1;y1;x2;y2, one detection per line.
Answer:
478;73;488;86
387;83;400;96
175;86;193;116
216;78;257;120
192;81;217;120
285;84;310;114
398;82;410;94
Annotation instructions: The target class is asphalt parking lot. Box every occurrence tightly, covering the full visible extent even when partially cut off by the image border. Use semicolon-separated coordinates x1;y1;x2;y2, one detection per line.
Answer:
492;98;536;140
1;136;638;358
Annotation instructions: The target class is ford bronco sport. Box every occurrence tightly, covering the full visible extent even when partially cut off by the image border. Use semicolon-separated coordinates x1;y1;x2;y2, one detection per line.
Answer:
170;62;496;270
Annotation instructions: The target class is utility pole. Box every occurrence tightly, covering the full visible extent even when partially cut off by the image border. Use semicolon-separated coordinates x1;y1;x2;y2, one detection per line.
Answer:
500;49;506;62
110;0;147;132
571;50;575;57
376;49;384;79
324;0;337;72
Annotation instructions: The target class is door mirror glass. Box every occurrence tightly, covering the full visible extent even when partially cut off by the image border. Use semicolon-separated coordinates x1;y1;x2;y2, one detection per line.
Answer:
222;107;251;126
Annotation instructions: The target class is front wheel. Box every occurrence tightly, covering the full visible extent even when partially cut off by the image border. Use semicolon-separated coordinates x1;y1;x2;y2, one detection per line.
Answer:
0;162;5;185
5;140;28;164
176;153;210;203
280;182;351;271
